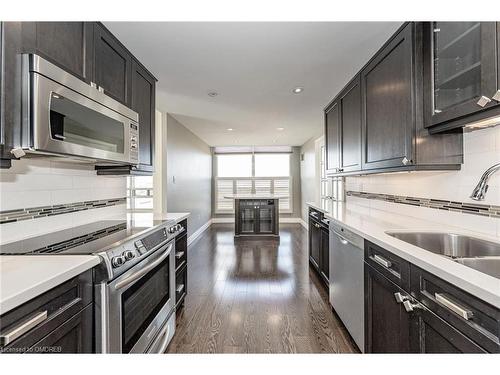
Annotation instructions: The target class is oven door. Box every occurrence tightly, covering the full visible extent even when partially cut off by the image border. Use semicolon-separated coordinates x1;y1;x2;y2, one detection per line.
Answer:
104;240;175;353
23;55;139;165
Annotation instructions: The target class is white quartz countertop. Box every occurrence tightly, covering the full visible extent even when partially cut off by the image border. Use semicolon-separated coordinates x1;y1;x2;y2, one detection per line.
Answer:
306;201;500;308
224;194;288;199
126;212;190;226
0;255;100;315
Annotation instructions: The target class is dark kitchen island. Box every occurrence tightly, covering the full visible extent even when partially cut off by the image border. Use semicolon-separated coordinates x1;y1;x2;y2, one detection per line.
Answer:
224;194;288;239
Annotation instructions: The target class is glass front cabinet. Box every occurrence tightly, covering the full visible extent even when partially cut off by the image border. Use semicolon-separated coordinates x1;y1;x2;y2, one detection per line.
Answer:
235;199;279;237
423;22;499;129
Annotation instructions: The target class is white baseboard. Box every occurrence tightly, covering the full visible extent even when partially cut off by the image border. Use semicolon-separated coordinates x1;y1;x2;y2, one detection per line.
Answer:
187;219;212;247
279;217;303;223
211;217;234;224
211;217;304;224
300;219;308;230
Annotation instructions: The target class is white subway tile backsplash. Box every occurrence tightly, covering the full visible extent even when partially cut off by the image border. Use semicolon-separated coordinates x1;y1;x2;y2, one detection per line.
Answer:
345;126;500;239
0;158;127;243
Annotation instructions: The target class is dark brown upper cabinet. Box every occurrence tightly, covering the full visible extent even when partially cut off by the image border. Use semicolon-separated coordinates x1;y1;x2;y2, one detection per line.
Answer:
339;76;362;173
423;22;499;133
93;23;132;106
22;22;94;84
361;23;415;171
131;60;156;171
325;101;340;174
325;22;463;176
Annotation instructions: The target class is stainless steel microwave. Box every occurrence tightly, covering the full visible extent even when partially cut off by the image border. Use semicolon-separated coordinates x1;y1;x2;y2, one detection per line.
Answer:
20;54;139;165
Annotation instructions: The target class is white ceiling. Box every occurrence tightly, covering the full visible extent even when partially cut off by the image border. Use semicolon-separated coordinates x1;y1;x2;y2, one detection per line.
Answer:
105;22;402;147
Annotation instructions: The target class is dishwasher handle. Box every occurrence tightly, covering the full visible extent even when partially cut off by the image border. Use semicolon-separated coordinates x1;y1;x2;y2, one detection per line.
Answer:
333;231;357;247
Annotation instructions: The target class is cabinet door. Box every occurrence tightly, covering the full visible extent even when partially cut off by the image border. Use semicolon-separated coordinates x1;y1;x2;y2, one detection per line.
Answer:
410;305;486;353
319;227;329;282
309;220;321;269
30;305;93;353
240;206;256;234
257;205;274;234
23;22;93;83
361;23;415;170
423;22;498;128
93;23;132;106
325;101;340;174
131;60;156;171
339;76;362;173
365;263;411;353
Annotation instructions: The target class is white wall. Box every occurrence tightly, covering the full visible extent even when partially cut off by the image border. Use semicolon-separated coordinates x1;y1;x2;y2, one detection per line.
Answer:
0;158;127;243
346;126;500;238
300;137;320;223
166;114;212;234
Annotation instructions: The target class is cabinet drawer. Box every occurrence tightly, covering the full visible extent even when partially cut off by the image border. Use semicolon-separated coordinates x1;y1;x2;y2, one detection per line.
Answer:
410;265;500;353
0;270;92;351
175;264;187;308
175;233;187;272
365;240;410;290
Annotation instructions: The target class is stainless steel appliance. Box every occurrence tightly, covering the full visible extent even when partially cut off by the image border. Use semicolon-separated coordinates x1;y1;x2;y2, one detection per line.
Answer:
19;54;139;165
329;221;365;351
1;219;185;353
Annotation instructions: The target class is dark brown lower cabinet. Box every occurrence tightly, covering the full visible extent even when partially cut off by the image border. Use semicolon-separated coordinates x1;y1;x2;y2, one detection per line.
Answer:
364;240;499;353
410;305;486;353
0;270;93;353
308;207;329;287
29;305;93;354
364;263;411;353
175;219;188;310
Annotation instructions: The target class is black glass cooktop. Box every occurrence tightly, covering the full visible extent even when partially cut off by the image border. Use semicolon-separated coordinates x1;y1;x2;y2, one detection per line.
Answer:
0;220;167;256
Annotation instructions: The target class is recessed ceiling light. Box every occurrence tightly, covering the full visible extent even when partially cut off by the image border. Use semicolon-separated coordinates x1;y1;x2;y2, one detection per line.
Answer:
227;128;234;131
208;91;219;97
292;87;304;94
276;127;284;131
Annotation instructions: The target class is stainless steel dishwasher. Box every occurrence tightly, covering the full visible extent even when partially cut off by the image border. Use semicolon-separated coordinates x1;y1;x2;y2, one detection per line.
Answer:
329;221;365;352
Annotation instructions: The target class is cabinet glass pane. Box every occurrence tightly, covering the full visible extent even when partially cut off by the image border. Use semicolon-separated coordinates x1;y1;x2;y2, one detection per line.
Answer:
433;22;481;112
240;207;255;233
259;207;273;233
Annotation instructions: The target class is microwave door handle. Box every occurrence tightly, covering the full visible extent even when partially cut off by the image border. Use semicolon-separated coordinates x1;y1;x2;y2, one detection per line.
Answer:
114;243;173;291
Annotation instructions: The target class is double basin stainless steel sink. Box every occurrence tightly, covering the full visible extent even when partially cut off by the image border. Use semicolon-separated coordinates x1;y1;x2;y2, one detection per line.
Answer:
386;232;500;279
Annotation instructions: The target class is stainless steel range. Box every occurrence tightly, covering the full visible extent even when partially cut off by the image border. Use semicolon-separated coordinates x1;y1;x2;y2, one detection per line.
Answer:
0;219;185;353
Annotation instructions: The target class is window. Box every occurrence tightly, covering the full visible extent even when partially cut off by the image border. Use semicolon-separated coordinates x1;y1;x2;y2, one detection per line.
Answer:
255;154;290;177
127;176;153;211
215;152;292;213
216;154;252;177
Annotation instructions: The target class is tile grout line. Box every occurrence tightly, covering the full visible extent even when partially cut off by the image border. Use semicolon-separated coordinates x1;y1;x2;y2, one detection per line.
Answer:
346;191;500;219
0;197;127;224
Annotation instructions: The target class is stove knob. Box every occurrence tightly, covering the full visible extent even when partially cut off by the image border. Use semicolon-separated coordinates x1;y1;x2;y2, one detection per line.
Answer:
111;255;126;268
169;226;176;234
176;224;182;231
123;250;135;261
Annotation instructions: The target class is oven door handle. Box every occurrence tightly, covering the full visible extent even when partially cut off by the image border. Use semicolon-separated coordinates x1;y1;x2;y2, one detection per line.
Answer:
114;242;173;291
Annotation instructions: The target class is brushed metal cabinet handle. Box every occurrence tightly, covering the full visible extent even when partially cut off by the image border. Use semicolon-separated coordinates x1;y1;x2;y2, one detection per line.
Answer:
175;251;185;259
370;254;392;269
403;300;421;313
435;293;473;320
0;310;48;346
394;292;409;304
492;90;500;102
477;95;491;107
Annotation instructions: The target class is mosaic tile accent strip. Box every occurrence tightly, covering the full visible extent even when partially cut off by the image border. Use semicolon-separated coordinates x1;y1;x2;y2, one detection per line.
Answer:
0;197;127;224
346;191;500;219
0;222;127;255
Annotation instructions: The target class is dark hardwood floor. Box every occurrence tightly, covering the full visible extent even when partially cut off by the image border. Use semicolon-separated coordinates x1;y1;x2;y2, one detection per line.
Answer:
167;223;358;354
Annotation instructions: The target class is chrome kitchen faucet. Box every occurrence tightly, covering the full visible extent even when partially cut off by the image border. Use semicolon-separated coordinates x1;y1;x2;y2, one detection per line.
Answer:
470;162;500;201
